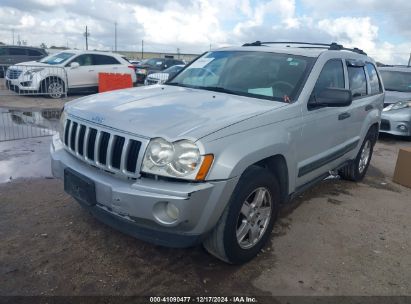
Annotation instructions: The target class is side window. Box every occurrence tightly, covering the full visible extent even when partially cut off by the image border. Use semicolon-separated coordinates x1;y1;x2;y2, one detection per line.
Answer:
73;54;93;66
366;63;382;94
28;49;43;56
313;59;345;95
0;48;6;56
8;48;27;56
347;65;367;98
93;54;120;65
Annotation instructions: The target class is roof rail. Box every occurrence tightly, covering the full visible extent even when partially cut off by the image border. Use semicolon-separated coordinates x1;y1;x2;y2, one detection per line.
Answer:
242;41;367;55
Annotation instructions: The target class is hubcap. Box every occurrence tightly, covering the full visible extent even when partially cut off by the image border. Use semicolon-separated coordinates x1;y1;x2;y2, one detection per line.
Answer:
236;187;272;249
358;140;371;174
48;82;63;98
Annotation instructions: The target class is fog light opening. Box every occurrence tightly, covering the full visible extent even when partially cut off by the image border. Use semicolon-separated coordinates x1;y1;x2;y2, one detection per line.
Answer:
153;201;180;225
397;124;408;132
166;203;179;221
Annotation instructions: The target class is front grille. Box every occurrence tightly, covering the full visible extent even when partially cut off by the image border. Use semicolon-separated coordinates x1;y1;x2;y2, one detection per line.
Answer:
146;78;159;85
6;69;22;79
63;118;142;177
380;119;390;131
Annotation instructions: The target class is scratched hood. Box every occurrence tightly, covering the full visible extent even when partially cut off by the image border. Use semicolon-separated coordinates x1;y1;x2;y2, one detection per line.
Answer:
65;85;283;140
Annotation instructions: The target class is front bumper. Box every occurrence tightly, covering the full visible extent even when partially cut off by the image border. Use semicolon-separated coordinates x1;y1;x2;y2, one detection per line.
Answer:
50;135;238;247
380;110;411;137
5;74;41;91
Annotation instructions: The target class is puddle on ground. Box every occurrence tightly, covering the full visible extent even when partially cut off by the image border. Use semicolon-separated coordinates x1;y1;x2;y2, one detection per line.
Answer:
0;107;60;142
0;107;60;183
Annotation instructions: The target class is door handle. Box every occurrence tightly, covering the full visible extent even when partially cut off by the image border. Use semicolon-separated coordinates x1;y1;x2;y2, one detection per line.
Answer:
338;112;351;120
365;104;373;111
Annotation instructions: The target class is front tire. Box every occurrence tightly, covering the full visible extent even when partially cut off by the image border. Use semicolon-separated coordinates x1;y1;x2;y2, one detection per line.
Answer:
44;78;65;99
203;166;280;264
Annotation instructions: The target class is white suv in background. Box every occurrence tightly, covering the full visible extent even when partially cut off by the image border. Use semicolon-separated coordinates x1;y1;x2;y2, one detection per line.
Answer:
5;50;137;98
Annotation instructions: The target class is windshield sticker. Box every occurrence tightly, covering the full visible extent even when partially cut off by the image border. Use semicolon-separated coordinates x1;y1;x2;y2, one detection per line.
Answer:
156;61;163;65
248;87;273;97
287;58;293;61
189;57;214;69
289;61;299;66
53;58;64;63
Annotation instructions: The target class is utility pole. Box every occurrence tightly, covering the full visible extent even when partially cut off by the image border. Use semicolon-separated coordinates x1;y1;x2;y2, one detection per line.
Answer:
84;26;90;50
141;40;144;59
114;22;117;52
408;52;411;67
11;29;15;45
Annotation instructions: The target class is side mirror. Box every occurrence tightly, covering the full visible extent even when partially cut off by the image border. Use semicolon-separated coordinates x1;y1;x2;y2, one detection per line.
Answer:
309;88;352;109
70;62;80;69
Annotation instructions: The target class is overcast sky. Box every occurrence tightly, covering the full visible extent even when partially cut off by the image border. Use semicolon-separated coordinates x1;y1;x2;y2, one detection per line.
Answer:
0;0;410;64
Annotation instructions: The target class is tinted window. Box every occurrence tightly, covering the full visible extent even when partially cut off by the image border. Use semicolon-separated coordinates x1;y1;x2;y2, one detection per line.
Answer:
348;66;367;97
379;70;411;92
73;54;93;66
366;63;382;94
8;48;26;56
314;59;345;94
170;51;313;102
28;49;43;56
0;48;6;56
93;54;120;65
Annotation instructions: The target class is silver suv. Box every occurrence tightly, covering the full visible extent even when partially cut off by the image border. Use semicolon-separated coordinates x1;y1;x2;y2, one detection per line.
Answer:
51;42;384;264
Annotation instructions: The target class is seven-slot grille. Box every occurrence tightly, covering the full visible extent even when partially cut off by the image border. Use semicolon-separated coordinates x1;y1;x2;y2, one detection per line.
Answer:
63;118;142;177
6;69;22;79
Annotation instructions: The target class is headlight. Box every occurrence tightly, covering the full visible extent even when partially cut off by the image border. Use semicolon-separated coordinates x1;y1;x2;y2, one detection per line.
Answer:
142;138;213;180
24;68;44;78
383;100;411;112
59;109;66;140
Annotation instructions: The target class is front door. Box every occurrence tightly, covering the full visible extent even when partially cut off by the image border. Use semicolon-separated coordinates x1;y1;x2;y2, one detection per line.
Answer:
296;59;349;187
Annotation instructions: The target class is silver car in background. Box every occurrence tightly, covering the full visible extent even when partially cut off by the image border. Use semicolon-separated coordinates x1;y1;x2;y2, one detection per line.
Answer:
144;64;185;85
379;66;411;138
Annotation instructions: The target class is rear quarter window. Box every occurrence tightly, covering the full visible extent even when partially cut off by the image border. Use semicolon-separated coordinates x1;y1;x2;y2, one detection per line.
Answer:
366;63;382;94
28;49;43;56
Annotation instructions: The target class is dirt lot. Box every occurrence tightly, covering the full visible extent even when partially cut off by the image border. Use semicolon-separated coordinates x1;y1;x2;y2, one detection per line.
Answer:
1;131;411;298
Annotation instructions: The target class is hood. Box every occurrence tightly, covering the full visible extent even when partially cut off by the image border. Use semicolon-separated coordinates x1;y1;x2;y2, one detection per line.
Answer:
384;90;411;105
11;61;54;69
66;85;284;141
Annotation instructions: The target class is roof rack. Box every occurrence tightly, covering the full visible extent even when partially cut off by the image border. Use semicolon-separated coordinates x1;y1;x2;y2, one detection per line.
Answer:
242;41;367;55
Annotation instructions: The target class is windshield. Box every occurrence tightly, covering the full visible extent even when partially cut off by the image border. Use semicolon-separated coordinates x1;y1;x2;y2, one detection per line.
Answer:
39;52;75;65
167;51;313;102
380;70;411;92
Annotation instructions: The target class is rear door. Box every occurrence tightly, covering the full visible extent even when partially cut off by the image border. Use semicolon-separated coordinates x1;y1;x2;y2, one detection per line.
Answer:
342;61;383;150
297;59;349;187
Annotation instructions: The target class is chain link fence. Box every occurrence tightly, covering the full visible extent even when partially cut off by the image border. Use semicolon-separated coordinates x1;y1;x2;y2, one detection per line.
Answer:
0;107;61;142
0;64;68;99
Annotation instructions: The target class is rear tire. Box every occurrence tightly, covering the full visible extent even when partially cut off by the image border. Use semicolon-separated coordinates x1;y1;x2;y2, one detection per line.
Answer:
339;129;376;181
203;166;280;264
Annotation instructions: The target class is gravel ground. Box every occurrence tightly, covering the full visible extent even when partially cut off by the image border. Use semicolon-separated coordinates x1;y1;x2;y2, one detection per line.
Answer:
1;134;411;298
